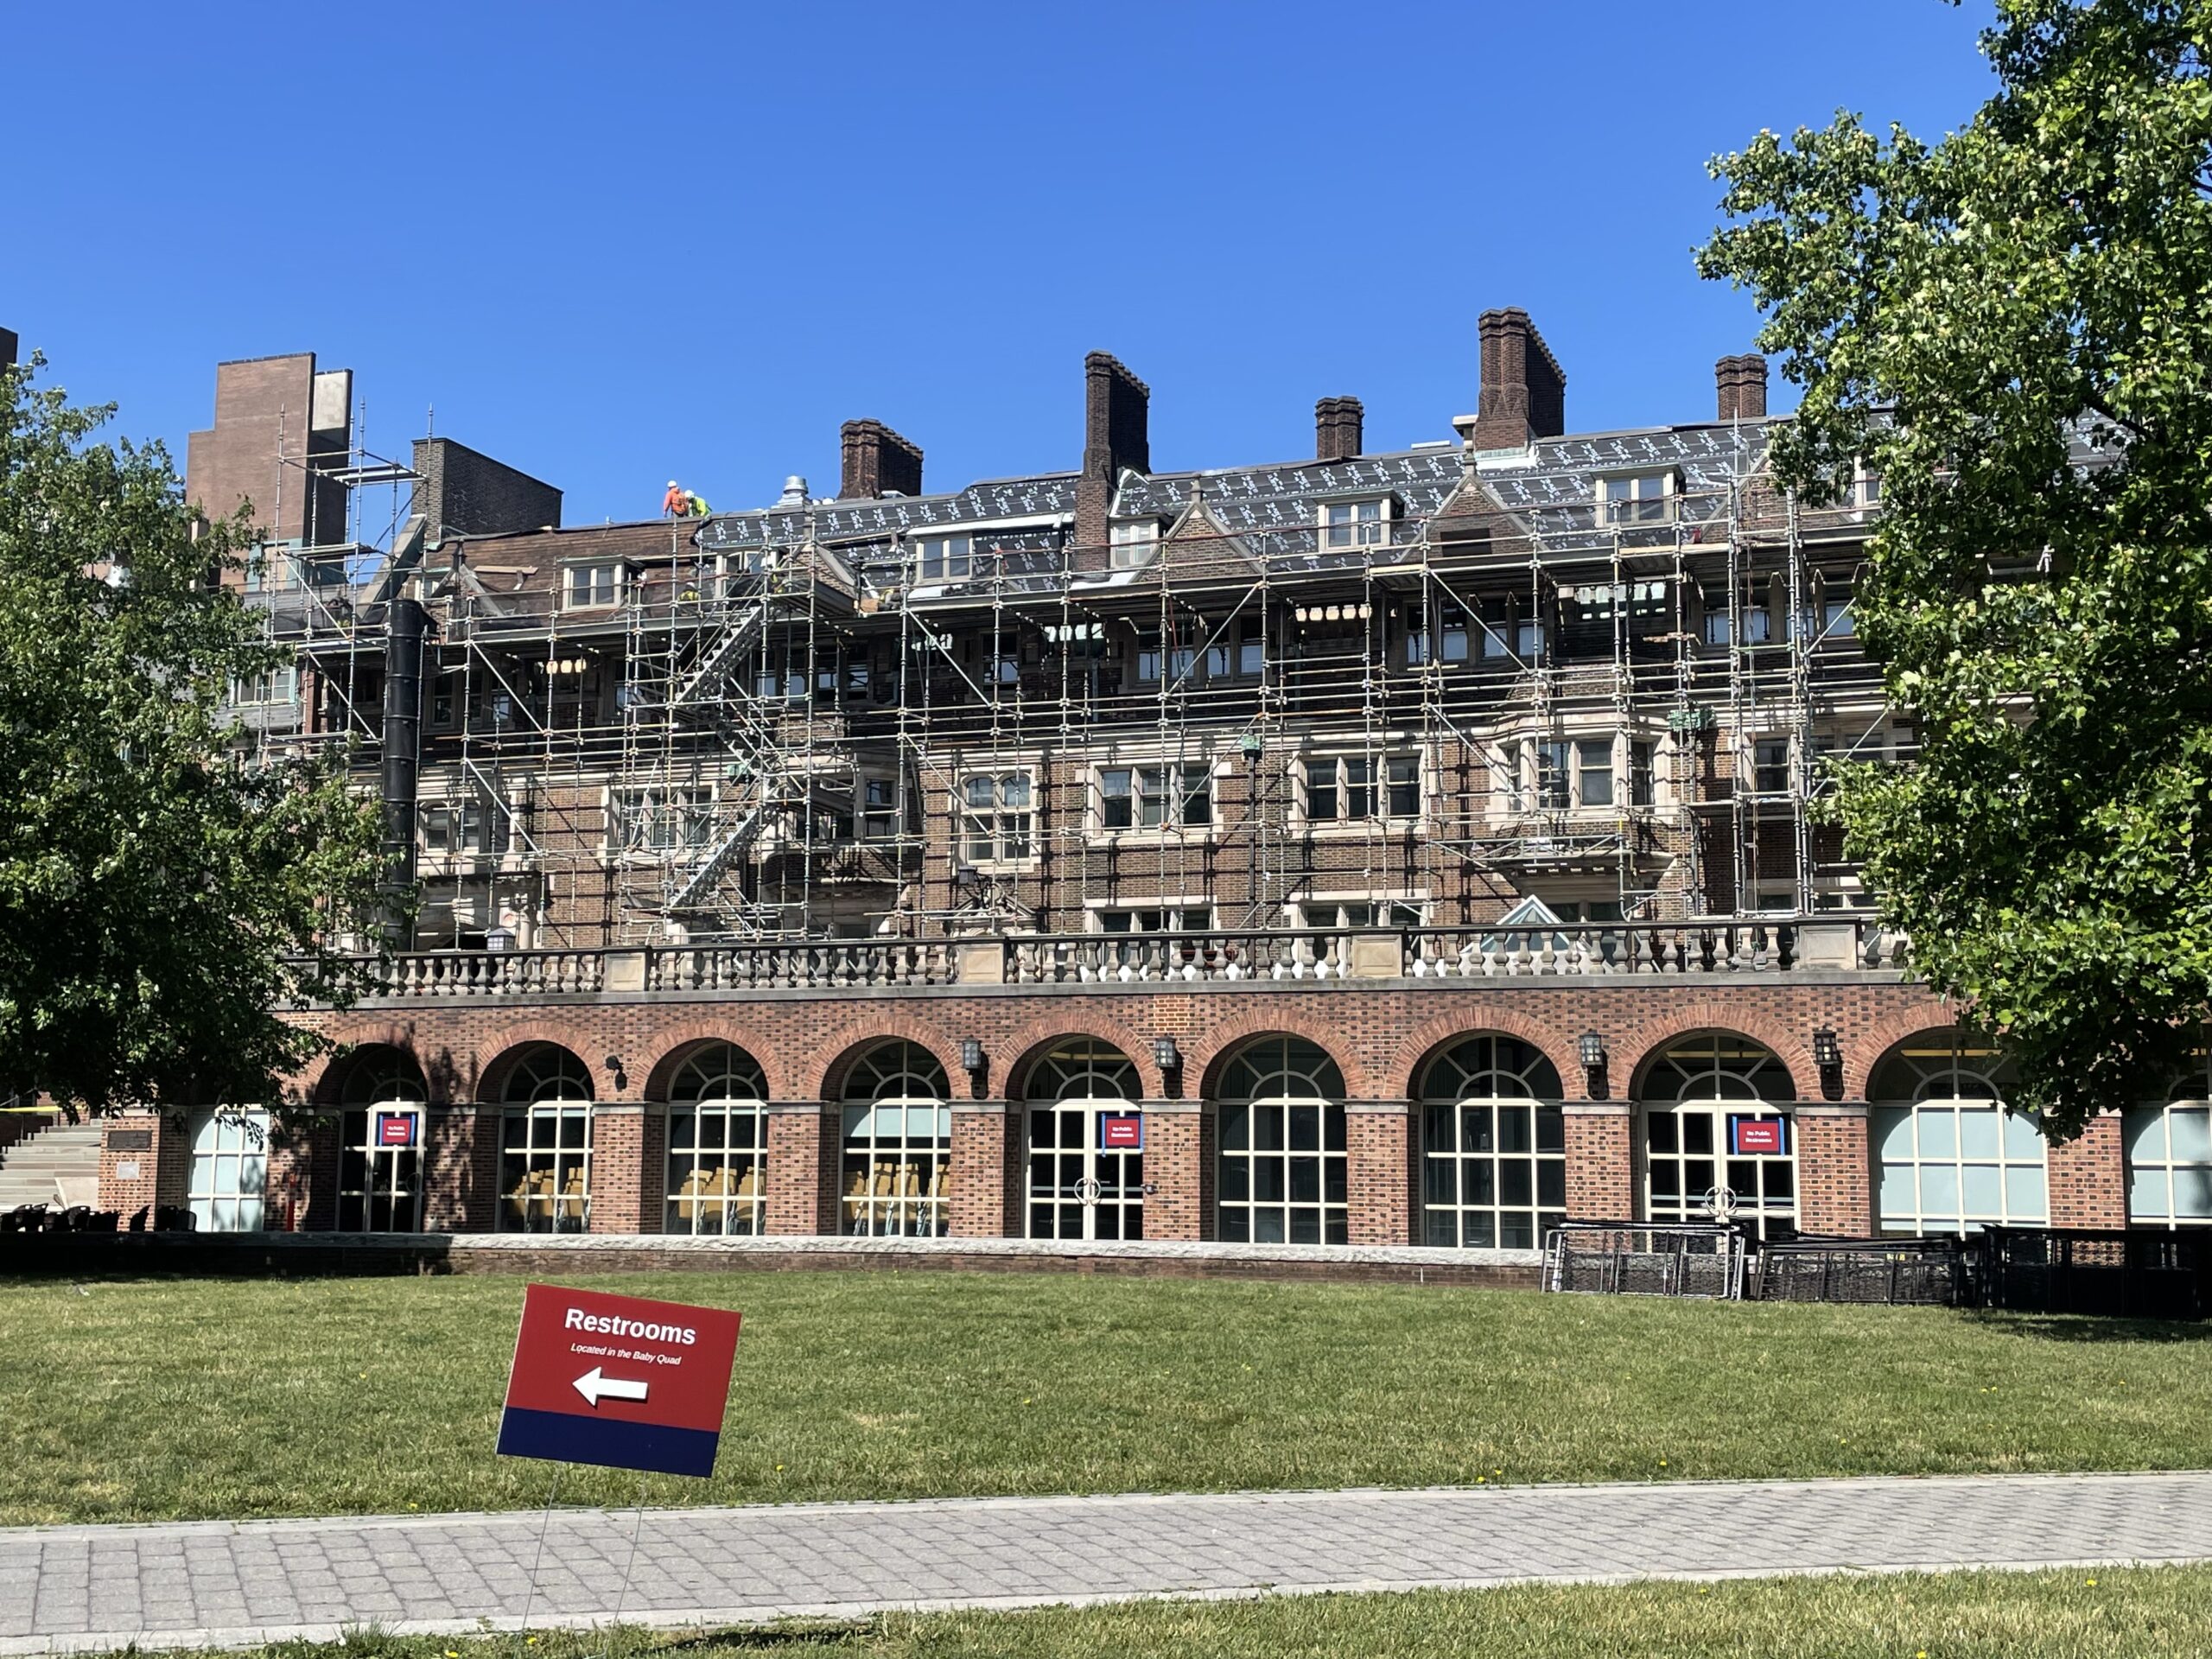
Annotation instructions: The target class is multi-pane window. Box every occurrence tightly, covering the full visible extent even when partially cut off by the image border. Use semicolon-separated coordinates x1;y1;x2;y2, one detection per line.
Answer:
1236;618;1267;677
335;1050;427;1232
1099;764;1211;830
1098;906;1212;932
1408;603;1471;666
1477;597;1545;660
1641;1034;1798;1240
1217;1038;1348;1244
1421;1036;1566;1249
1599;473;1670;524
499;1045;592;1234
1303;755;1421;824
1630;739;1657;807
1530;736;1619;811
1109;521;1159;569
422;794;512;858
2126;1056;2212;1228
563;563;621;609
959;772;1033;862
1322;499;1387;549
860;777;900;841
841;1041;950;1237
1872;1038;2044;1234
914;534;976;582
610;785;713;854
230;667;299;706
1026;1041;1144;1241
1299;899;1425;929
188;1109;270;1232
1577;739;1614;806
666;1043;769;1236
1751;737;1792;795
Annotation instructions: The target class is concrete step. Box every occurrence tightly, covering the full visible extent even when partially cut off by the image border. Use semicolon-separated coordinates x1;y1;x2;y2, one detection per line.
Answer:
0;1121;105;1211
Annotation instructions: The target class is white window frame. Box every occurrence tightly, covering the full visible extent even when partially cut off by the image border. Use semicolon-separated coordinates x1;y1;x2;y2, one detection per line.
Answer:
1096;761;1213;836
562;562;626;611
188;1108;270;1232
1217;1038;1349;1245
1519;732;1627;814
913;533;976;583
607;784;715;858
958;770;1035;865
1319;497;1391;550
1290;893;1427;929
1300;751;1424;829
229;666;300;707
841;1043;951;1237
1597;470;1675;526
1419;1036;1567;1250
1091;902;1214;934
1872;1039;2045;1234
666;1045;770;1236
2126;1056;2212;1228
1109;519;1160;569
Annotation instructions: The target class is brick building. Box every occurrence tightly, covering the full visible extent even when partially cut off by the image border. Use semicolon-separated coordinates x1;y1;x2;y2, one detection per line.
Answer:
95;315;2209;1249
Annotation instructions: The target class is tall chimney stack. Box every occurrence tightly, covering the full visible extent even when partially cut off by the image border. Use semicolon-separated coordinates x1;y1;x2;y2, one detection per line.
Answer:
0;327;16;374
1315;397;1363;462
840;419;924;499
1471;308;1567;450
1076;352;1151;552
1716;354;1770;422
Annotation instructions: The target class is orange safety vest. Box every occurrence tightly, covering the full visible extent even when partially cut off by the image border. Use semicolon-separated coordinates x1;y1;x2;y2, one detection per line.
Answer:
662;486;686;516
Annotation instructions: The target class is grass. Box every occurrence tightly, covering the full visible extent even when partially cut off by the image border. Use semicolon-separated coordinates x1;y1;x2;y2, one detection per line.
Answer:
3;1271;2208;1525
89;1567;2212;1657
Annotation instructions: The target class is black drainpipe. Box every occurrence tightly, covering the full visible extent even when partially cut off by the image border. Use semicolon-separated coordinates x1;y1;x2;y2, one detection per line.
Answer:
379;596;426;944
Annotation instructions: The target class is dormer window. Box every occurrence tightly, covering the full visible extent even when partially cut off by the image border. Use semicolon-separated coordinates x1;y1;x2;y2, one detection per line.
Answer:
1322;498;1389;550
1598;472;1674;526
914;534;975;582
1109;520;1160;569
563;563;625;610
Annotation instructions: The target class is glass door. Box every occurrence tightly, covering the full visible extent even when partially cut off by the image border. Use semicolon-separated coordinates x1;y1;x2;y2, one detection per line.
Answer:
338;1106;423;1231
1027;1102;1145;1240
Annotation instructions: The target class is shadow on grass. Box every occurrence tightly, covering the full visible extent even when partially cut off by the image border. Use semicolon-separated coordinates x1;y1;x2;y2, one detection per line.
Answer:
1959;1309;2212;1344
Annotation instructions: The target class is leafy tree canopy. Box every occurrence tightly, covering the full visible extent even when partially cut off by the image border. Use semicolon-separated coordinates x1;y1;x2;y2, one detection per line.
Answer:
1700;0;2212;1140
0;356;384;1118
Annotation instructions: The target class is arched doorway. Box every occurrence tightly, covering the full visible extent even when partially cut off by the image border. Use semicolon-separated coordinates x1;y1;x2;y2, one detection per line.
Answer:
1216;1036;1347;1244
664;1042;770;1235
839;1041;950;1236
2125;1046;2212;1230
1871;1032;2043;1234
1417;1035;1565;1249
1639;1033;1796;1238
1022;1039;1143;1240
330;1047;429;1232
494;1043;592;1233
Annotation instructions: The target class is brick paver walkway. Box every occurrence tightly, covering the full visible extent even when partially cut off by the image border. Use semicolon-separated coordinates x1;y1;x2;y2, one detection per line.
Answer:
4;1471;2209;1655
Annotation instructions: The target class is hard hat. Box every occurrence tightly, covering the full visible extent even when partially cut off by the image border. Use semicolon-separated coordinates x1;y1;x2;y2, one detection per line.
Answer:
667;480;678;488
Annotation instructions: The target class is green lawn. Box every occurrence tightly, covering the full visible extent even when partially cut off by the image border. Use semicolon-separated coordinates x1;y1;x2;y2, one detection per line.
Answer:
3;1271;2207;1525
96;1567;2212;1658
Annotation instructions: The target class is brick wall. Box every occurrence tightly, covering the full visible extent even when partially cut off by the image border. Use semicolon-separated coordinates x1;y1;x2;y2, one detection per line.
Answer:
1143;1108;1205;1241
2048;1112;2127;1228
1347;1109;1413;1245
949;1108;1011;1237
1795;1106;1872;1235
1563;1105;1632;1220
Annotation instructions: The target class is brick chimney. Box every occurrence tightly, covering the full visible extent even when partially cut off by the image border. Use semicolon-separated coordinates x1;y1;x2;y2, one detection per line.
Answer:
1315;397;1363;462
840;419;923;499
1471;308;1567;450
1716;354;1770;422
1076;352;1151;553
0;327;16;373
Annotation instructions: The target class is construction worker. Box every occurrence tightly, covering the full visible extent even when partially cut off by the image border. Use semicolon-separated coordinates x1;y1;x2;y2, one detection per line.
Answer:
661;480;687;518
687;490;712;518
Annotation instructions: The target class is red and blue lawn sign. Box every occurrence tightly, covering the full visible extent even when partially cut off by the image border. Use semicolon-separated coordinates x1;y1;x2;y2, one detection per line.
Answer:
1729;1116;1788;1156
375;1112;416;1147
1100;1112;1144;1151
498;1284;741;1478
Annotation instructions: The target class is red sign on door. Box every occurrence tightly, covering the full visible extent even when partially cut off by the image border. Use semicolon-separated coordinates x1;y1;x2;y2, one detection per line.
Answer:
1100;1113;1144;1150
1730;1116;1787;1156
497;1283;741;1478
375;1112;416;1147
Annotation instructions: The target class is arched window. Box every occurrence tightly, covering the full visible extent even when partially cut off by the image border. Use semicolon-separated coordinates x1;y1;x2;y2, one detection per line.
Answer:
666;1044;769;1236
187;1109;270;1232
497;1044;592;1234
2126;1047;2212;1228
1217;1037;1346;1244
1872;1033;2044;1234
334;1048;428;1232
840;1042;950;1236
1420;1035;1565;1249
1024;1040;1143;1241
1639;1033;1796;1239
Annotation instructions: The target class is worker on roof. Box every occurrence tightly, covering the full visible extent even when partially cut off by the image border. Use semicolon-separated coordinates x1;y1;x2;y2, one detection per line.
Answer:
687;491;712;518
661;480;686;518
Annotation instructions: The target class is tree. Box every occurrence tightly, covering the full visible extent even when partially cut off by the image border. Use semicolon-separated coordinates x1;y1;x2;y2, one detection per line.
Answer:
1697;0;2212;1139
0;355;385;1119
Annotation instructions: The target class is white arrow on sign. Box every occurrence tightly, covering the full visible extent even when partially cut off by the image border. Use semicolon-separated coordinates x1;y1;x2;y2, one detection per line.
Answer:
573;1366;650;1408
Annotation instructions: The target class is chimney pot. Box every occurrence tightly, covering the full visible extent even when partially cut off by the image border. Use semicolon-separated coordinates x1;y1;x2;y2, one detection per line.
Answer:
840;419;923;500
1472;308;1566;450
1315;396;1364;462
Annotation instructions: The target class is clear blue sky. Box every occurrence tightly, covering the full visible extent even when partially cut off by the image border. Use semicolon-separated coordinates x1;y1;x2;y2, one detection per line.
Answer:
7;2;1999;530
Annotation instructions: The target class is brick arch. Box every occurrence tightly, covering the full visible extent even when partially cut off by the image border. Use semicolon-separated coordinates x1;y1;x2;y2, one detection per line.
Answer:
806;1017;968;1103
636;1018;788;1102
1390;1009;1586;1105
297;1019;462;1109
1000;1013;1165;1103
1191;1013;1363;1103
308;1040;435;1109
1855;1011;1976;1101
1619;1007;1810;1104
473;1027;612;1104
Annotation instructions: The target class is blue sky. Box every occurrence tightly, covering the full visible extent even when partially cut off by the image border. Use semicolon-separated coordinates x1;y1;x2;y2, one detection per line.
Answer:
8;2;1998;530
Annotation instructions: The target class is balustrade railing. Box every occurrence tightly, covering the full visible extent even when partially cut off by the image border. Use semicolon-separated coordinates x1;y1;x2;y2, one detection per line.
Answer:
334;916;1908;1001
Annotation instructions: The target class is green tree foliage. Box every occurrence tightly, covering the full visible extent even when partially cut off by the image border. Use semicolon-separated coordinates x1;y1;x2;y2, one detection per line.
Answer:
1698;0;2212;1139
0;356;385;1118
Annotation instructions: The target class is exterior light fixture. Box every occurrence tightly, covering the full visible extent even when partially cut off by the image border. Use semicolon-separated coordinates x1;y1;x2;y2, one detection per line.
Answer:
1812;1027;1842;1071
1578;1031;1607;1072
960;1038;986;1076
1153;1035;1181;1075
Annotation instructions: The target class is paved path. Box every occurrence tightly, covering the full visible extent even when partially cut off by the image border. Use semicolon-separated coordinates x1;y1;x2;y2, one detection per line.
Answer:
5;1472;2211;1655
